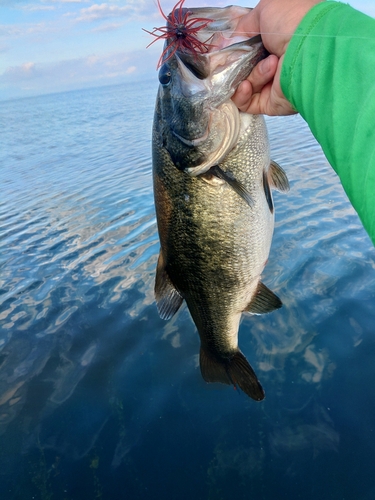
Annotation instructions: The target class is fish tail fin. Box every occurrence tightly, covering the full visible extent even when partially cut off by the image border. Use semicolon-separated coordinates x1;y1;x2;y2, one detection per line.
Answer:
199;347;265;401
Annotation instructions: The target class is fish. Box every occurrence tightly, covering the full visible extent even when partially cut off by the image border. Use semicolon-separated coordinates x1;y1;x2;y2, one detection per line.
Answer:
151;4;289;400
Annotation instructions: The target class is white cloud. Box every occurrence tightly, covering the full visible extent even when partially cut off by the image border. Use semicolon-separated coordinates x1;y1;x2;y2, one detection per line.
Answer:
47;0;90;3
0;22;51;37
22;61;35;70
77;3;130;22
0;49;158;99
21;4;56;11
0;0;25;5
91;21;124;33
4;61;37;79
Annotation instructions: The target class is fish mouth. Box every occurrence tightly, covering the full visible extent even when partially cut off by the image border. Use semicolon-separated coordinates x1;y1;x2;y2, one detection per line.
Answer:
161;11;266;177
175;34;265;94
185;100;241;177
169;100;240;177
168;36;265;177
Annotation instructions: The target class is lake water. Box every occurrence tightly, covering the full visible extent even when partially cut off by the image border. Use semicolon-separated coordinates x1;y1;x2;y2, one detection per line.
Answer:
1;80;375;500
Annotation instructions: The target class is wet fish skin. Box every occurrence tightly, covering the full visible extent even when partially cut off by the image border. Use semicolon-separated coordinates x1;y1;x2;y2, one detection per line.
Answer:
152;6;289;400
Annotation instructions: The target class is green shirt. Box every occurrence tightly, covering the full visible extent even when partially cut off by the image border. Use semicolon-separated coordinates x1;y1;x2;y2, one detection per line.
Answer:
281;1;375;245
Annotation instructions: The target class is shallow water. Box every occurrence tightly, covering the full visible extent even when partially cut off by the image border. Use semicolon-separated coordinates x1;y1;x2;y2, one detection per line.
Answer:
1;80;375;500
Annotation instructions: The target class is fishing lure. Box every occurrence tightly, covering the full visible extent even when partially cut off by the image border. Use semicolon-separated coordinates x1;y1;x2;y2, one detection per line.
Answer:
143;0;214;68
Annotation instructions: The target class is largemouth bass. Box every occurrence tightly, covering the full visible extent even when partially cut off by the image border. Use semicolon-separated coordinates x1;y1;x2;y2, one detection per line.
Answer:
152;4;289;400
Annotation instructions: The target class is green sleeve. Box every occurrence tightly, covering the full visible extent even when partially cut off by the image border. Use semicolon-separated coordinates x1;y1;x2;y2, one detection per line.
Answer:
281;1;375;245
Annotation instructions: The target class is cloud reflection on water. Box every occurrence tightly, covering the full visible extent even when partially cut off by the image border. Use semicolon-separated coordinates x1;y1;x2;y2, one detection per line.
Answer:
0;84;375;499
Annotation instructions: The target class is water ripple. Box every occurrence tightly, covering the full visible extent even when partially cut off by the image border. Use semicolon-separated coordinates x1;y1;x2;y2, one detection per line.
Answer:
0;82;375;499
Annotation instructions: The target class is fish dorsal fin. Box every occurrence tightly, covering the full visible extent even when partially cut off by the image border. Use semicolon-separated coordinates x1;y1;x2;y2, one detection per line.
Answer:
269;160;290;192
209;165;254;207
155;253;183;320
245;281;282;314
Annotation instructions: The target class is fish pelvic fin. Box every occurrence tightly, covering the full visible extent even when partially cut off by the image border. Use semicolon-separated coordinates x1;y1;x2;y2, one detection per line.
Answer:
155;252;183;320
199;347;265;401
245;281;282;315
269;160;290;192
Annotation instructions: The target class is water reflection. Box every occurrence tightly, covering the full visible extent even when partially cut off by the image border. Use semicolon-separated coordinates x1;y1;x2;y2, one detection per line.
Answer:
269;409;340;457
0;84;375;499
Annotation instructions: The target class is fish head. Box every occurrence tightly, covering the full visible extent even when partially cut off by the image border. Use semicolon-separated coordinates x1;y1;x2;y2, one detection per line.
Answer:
155;6;268;176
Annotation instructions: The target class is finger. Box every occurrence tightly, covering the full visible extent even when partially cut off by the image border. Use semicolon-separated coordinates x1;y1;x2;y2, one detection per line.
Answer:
232;80;254;112
247;61;297;116
235;11;259;37
232;55;278;112
245;82;276;115
248;55;278;94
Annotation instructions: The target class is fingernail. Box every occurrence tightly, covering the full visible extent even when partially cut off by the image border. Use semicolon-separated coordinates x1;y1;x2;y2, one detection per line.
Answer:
259;57;270;75
239;81;247;93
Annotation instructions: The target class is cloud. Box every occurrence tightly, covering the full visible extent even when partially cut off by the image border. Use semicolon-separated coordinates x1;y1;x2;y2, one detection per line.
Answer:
20;4;56;11
0;0;26;5
50;0;90;3
0;22;50;37
4;61;37;80
91;21;124;33
73;0;150;23
20;61;35;71
0;48;158;99
76;3;131;22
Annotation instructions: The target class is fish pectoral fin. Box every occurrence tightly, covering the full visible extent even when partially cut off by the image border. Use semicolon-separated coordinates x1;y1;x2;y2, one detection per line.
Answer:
269;160;290;192
245;281;282;314
263;170;273;214
200;347;265;401
155;253;183;320
209;165;254;207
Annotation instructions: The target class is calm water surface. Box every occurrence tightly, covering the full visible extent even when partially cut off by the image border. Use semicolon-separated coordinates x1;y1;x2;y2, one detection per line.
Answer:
1;81;375;500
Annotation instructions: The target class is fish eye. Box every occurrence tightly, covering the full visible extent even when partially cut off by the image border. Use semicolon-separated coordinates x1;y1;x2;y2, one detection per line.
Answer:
158;66;171;86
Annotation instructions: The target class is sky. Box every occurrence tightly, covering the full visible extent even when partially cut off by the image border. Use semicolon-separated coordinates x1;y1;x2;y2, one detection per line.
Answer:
1;0;374;100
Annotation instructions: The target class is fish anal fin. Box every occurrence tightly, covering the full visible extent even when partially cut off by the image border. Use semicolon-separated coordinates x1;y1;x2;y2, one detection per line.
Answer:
269;160;290;192
155;252;183;320
245;281;282;314
199;347;265;401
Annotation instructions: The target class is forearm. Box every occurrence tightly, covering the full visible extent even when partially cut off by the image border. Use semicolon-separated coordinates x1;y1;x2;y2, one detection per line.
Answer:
281;1;375;244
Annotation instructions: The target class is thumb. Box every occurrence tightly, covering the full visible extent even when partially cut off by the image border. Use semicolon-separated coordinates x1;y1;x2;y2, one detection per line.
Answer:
234;9;260;37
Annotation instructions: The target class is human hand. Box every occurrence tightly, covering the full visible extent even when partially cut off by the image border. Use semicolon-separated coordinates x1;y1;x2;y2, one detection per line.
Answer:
232;0;323;115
